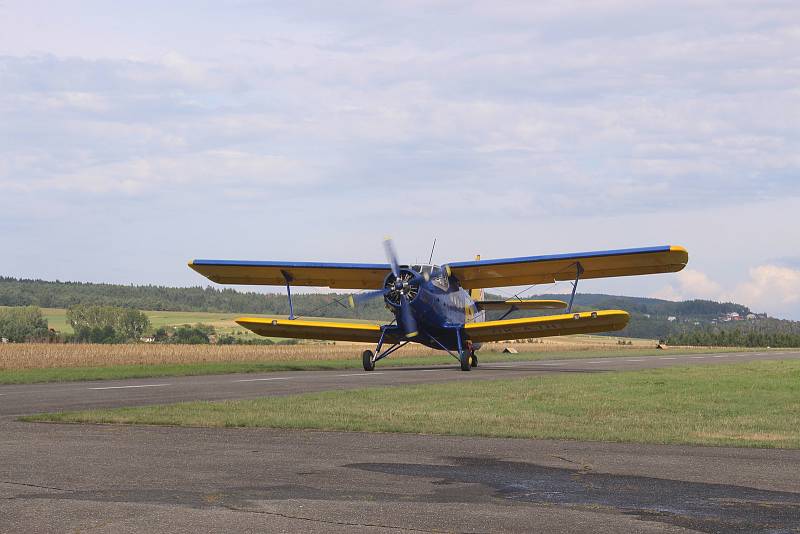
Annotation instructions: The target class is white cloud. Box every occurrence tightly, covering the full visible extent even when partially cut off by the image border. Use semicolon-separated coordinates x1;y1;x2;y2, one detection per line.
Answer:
652;269;723;302
730;265;800;309
654;265;800;318
2;150;318;195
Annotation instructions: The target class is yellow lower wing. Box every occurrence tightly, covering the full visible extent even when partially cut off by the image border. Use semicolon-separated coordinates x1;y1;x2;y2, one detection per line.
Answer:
236;317;394;343
475;299;567;311
463;310;629;342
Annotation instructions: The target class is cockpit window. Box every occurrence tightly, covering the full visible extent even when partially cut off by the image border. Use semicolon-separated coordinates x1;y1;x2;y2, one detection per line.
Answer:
410;264;449;290
430;265;449;291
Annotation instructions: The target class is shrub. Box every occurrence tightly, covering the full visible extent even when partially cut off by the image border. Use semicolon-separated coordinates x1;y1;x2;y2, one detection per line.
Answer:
0;306;50;342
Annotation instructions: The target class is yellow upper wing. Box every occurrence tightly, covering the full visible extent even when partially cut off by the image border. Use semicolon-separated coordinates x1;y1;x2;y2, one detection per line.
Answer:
235;317;398;343
464;310;629;342
448;246;688;289
191;246;687;291
189;260;390;289
475;299;567;311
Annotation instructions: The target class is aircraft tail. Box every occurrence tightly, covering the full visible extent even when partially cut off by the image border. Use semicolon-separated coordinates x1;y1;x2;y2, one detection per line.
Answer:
469;254;484;301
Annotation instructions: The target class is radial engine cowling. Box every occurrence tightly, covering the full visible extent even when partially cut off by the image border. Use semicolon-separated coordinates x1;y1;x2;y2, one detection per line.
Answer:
383;269;420;306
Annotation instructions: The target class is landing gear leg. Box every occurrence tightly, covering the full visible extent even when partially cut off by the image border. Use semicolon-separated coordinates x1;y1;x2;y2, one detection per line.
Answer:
456;329;471;371
363;328;407;371
363;328;386;371
362;350;375;371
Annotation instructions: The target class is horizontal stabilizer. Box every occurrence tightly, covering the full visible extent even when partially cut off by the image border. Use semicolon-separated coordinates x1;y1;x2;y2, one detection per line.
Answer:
464;310;629;342
236;317;399;343
475;299;567;311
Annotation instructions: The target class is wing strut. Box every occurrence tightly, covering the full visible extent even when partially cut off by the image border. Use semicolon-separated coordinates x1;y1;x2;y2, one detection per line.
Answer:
498;307;517;321
281;269;296;320
567;262;584;313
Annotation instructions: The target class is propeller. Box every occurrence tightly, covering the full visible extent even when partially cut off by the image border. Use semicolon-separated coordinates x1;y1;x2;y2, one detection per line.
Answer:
348;289;384;308
349;238;418;338
383;238;401;277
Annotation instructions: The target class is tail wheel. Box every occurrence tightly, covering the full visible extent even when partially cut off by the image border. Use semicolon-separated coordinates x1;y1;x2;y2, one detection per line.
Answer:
362;350;375;371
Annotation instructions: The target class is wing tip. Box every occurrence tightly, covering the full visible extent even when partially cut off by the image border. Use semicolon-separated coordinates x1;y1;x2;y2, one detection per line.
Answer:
668;245;689;270
669;245;689;258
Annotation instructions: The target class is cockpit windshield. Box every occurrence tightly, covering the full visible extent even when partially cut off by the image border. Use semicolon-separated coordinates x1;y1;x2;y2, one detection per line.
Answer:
410;264;448;290
431;266;449;290
411;265;450;291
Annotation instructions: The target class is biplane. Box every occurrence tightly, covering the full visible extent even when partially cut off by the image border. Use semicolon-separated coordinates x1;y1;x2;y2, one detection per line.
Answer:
189;241;688;371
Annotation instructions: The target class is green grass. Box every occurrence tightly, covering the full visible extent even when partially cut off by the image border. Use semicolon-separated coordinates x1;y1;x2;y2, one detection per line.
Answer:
24;360;800;449
13;307;251;336
0;347;746;385
5;306;379;338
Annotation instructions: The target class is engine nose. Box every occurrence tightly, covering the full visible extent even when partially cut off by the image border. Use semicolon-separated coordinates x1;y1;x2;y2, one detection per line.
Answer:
383;268;420;306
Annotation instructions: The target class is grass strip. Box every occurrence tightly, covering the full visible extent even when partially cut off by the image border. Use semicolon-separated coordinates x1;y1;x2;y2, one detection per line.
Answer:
0;348;746;385
24;360;800;449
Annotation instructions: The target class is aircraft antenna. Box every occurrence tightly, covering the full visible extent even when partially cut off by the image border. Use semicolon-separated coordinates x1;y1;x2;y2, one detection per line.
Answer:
428;238;437;264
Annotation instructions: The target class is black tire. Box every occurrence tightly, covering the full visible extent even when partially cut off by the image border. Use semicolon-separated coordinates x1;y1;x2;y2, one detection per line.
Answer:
362;350;375;371
470;352;478;368
460;350;472;371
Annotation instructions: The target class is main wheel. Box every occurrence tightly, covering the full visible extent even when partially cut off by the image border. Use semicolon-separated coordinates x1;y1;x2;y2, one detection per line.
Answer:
362;349;375;371
470;352;478;368
460;350;472;371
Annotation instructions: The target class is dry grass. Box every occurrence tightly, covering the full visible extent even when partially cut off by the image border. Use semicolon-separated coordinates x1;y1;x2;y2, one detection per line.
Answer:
0;343;439;370
0;335;683;371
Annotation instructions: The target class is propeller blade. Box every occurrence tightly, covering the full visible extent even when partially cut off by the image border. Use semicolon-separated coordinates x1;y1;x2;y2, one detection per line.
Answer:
348;289;385;308
383;237;400;277
399;293;418;338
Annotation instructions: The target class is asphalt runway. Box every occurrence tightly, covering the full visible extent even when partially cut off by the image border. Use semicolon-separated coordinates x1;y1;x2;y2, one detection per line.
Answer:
2;350;800;532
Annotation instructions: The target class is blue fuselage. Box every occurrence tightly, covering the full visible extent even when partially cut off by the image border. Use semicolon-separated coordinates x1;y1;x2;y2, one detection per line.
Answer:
385;266;484;351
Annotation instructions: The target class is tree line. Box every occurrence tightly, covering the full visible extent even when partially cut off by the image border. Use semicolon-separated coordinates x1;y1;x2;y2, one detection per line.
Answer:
666;319;800;348
0;278;750;326
0;277;392;320
0;305;299;345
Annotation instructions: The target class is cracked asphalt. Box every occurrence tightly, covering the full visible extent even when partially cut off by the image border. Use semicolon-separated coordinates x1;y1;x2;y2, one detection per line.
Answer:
2;351;799;532
2;422;799;533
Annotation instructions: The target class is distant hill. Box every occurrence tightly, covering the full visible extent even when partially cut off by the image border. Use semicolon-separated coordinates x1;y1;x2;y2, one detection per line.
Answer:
527;293;752;340
531;293;750;319
3;276;795;345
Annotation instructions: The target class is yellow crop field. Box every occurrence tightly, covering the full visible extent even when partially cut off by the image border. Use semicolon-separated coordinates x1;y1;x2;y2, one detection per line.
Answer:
0;335;661;371
0;342;430;370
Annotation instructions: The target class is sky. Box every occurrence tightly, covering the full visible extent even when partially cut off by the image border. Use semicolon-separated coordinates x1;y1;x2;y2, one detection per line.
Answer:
1;1;799;318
